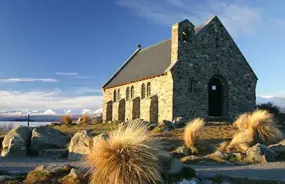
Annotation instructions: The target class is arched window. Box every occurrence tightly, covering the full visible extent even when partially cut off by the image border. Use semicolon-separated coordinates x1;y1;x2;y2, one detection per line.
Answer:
117;89;121;100
147;82;151;97
141;83;146;99
188;77;196;94
131;86;134;99
126;87;130;101
113;89;117;102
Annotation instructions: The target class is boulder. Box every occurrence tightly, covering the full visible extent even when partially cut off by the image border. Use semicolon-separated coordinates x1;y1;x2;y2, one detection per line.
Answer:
39;149;68;159
30;127;69;153
160;120;175;132
68;130;93;160
173;117;187;128
1;125;31;157
2;135;27;157
157;151;196;183
24;164;72;184
245;143;277;163
172;146;190;156
269;139;285;160
60;168;89;184
93;133;109;148
180;155;206;164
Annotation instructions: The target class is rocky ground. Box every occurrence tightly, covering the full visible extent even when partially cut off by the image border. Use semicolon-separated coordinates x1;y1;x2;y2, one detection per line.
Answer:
0;116;285;183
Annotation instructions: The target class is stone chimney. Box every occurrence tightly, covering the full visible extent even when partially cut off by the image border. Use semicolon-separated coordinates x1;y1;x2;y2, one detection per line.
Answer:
171;19;195;64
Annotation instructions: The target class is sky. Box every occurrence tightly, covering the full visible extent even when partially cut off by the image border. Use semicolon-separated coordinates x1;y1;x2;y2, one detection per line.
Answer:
0;0;285;113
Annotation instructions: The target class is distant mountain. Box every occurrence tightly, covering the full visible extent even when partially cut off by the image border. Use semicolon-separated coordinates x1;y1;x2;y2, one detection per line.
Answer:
257;96;285;112
0;107;103;121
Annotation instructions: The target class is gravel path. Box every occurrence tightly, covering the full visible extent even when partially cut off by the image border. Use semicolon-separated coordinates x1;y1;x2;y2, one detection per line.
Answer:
0;157;81;174
1;157;285;182
190;161;285;182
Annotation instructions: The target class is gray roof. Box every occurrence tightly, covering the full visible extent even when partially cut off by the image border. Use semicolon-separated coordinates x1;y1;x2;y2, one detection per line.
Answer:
103;39;171;88
102;17;215;89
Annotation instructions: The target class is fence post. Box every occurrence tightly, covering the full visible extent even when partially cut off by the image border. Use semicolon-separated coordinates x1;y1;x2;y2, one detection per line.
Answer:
27;114;30;127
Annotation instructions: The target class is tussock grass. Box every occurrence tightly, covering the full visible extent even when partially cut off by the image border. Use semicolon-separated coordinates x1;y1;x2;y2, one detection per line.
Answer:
226;110;283;152
86;121;162;184
233;113;250;130
184;118;205;154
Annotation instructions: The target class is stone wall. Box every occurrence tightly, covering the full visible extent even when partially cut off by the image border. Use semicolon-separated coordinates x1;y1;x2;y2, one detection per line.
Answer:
170;16;258;120
102;72;174;123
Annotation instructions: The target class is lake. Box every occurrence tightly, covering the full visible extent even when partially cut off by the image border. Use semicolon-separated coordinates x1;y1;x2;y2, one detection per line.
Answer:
0;121;52;128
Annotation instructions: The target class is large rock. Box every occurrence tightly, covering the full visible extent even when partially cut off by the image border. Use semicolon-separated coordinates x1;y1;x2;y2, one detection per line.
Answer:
269;139;285;160
159;120;175;132
1;125;31;157
173;117;187;128
68;130;92;160
30;127;69;153
60;167;89;184
245;143;277;163
24;164;72;184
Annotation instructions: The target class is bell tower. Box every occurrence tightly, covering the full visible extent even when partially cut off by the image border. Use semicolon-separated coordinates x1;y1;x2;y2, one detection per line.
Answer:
171;19;195;64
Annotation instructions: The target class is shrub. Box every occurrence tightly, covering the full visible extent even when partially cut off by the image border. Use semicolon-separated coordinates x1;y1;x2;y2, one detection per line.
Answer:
63;115;72;125
226;110;283;152
80;114;91;124
85;120;162;184
256;102;280;116
184;118;205;154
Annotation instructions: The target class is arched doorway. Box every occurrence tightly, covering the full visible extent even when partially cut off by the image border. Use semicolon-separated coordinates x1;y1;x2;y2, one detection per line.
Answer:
208;76;226;116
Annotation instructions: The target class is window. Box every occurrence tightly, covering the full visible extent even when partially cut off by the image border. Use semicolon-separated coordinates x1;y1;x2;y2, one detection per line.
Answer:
141;83;146;99
147;82;151;97
113;90;117;102
117;89;121;100
131;86;134;98
126;87;130;101
188;77;197;94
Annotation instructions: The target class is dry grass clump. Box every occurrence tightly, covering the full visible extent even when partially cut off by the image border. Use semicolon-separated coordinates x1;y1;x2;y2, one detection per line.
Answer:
63;115;73;125
86;121;162;184
80;114;91;124
233;113;250;130
184;118;205;154
225;110;283;152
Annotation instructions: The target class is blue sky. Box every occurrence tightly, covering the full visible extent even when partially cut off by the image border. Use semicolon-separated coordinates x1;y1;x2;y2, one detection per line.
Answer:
0;0;284;112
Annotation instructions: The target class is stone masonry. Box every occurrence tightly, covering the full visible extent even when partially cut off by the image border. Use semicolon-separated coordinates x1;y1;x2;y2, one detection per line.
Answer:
102;16;258;123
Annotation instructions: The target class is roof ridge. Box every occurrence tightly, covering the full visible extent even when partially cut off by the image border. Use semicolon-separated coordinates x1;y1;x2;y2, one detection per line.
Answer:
140;39;171;52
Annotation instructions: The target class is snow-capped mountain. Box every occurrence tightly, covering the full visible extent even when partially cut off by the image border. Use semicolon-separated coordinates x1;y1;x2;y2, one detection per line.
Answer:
43;109;57;115
81;108;103;117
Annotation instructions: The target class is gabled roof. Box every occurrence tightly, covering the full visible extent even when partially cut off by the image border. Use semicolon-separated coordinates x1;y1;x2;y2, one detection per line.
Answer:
103;39;171;88
102;16;256;89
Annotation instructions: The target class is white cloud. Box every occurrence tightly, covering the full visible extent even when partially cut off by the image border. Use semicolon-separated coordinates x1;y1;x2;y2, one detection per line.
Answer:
76;88;102;93
56;72;78;76
0;90;102;111
116;0;261;37
0;78;58;83
70;76;90;79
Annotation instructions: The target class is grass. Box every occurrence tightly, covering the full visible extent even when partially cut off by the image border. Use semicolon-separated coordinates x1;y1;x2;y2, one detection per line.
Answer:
184;118;205;154
52;122;118;136
85;120;162;184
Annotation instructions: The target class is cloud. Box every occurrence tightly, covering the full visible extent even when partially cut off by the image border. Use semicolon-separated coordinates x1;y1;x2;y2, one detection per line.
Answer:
56;72;78;76
116;0;261;37
76;88;102;93
0;78;58;83
70;76;91;79
0;90;102;111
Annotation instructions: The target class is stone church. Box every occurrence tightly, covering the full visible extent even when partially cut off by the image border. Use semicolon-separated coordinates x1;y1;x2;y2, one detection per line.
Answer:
102;16;258;123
